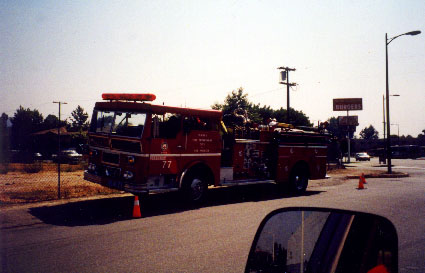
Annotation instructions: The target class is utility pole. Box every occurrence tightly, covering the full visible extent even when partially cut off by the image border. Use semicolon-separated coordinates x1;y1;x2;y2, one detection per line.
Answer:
53;101;67;199
346;110;351;163
382;95;386;141
278;66;296;123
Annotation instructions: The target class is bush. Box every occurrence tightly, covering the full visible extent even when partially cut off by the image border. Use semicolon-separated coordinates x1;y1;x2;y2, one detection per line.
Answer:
23;163;43;173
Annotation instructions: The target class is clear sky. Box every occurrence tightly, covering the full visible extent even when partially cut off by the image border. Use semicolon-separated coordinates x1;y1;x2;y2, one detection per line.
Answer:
1;0;424;137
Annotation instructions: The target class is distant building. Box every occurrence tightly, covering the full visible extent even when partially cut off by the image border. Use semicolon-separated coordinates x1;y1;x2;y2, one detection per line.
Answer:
31;127;74;156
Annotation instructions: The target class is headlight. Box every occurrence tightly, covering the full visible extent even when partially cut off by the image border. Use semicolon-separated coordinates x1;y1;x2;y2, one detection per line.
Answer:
89;149;98;157
123;171;134;180
127;156;135;164
88;163;96;171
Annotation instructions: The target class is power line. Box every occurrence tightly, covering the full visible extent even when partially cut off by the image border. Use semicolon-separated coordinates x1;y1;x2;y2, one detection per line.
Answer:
248;87;285;98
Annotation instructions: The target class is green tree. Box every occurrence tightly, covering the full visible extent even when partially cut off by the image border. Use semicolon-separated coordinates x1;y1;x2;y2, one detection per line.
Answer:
271;107;312;126
70;105;89;132
1;113;10;162
212;87;250;113
42;114;67;130
213;87;312;127
417;129;425;146
10;106;44;150
360;125;379;140
326;117;344;138
0;113;8;130
44;114;59;128
250;104;273;124
212;87;253;127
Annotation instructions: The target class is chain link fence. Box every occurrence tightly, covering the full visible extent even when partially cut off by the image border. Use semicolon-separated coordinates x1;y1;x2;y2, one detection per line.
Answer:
0;161;119;205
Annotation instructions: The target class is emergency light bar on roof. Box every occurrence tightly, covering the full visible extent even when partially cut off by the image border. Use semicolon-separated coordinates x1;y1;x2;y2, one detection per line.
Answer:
102;93;156;102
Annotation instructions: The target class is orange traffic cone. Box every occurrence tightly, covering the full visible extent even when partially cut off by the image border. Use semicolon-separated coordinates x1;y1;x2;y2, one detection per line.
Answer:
362;173;367;184
357;176;365;190
133;196;142;218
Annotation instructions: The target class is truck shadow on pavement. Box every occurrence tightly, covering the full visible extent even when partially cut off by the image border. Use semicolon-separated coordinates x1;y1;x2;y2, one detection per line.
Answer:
29;184;324;227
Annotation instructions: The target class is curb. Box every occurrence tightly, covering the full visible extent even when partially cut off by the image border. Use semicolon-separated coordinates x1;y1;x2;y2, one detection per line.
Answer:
346;172;409;179
0;192;131;211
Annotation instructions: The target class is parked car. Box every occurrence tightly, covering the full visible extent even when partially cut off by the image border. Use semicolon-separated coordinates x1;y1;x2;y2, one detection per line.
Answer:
355;152;371;161
52;149;82;164
33;152;43;161
9;150;44;163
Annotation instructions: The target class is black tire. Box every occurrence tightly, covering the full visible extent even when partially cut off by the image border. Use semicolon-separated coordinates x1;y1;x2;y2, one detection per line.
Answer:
182;171;208;203
289;165;309;194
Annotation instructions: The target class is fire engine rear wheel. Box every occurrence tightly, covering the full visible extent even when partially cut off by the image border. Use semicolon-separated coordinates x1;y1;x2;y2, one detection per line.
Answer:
289;165;309;194
183;173;208;203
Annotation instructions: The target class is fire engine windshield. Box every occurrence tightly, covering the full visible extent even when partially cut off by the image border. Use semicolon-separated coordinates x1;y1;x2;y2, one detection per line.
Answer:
90;110;147;138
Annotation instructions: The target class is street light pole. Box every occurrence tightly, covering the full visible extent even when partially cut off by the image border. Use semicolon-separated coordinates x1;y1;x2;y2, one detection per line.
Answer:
53;101;67;199
385;30;421;174
385;33;391;173
383;94;399;158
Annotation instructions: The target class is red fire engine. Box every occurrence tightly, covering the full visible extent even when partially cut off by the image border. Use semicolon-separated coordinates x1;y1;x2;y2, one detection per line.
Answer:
84;93;329;202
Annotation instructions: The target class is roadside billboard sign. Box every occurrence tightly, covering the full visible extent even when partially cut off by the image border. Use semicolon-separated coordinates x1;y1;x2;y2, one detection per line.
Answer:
333;98;363;111
338;116;359;126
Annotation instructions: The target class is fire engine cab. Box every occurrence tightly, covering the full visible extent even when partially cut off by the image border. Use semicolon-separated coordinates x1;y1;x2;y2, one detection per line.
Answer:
84;93;329;202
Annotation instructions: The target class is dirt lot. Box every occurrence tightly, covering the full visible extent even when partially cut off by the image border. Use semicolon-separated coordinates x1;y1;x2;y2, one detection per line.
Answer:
0;163;389;206
0;163;118;205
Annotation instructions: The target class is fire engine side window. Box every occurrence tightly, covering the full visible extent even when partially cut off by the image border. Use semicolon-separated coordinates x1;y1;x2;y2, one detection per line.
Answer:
94;111;114;134
152;113;181;139
183;116;216;131
112;112;146;138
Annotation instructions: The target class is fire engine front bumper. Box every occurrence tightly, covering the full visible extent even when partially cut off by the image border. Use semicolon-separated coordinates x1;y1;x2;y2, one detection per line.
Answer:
84;171;149;194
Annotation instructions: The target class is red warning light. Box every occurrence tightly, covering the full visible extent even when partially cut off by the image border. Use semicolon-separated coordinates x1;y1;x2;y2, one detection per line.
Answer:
102;93;156;102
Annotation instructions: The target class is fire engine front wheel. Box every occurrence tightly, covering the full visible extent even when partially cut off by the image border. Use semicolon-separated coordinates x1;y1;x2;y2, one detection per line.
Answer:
182;173;208;203
289;165;309;194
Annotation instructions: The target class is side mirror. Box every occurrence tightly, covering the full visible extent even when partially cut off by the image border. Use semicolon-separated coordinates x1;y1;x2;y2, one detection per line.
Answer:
246;207;398;273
